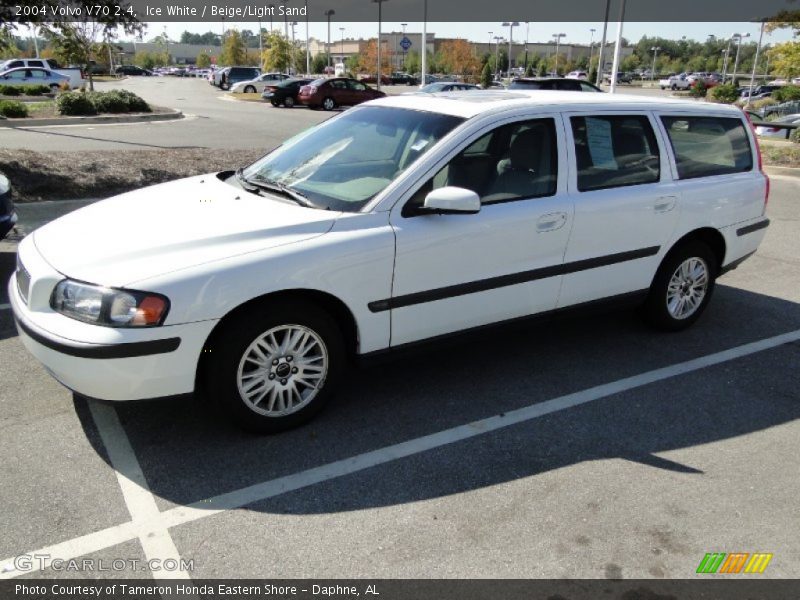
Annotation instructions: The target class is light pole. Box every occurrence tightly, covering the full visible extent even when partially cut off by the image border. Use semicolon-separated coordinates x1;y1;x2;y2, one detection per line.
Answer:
553;33;566;76
501;21;519;74
420;0;427;88
305;0;310;75
524;21;529;71
372;0;388;91
325;9;335;69
596;0;611;86
588;28;596;74
488;30;493;61
746;22;765;108
401;23;407;69
268;4;274;31
281;1;288;40
722;36;734;81
493;35;504;78
732;32;750;83
339;27;345;65
650;46;660;80
290;21;298;75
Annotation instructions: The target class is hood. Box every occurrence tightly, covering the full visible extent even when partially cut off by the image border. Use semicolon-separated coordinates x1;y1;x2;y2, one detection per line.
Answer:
33;173;339;287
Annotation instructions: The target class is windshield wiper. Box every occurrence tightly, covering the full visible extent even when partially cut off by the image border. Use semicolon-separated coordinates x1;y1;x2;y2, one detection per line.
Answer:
235;168;319;209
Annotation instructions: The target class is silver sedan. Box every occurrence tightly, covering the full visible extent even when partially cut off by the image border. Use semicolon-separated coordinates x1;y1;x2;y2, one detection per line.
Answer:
0;67;70;90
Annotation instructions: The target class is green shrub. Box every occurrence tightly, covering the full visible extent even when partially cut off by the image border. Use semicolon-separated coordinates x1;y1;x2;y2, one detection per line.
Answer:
0;100;29;118
791;128;800;144
772;85;800;103
87;90;130;113
689;80;707;98
56;91;97;115
708;83;739;104
112;89;150;112
0;85;21;96
751;97;778;111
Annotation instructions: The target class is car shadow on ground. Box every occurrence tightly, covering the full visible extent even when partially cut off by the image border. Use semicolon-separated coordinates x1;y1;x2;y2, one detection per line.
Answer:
69;284;800;515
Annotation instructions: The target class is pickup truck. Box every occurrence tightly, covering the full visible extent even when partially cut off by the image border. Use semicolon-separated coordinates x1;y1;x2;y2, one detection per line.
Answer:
0;58;85;89
659;74;691;90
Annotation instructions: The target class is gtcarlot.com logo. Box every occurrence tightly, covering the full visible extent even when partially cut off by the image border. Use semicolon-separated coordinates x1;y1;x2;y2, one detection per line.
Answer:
696;552;773;574
12;553;194;573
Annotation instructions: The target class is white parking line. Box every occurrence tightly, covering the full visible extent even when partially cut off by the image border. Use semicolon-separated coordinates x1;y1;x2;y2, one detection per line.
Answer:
88;403;192;582
0;303;10;311
2;327;799;579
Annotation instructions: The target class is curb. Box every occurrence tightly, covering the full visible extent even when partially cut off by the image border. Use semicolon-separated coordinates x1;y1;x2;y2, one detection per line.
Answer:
764;165;800;178
0;108;183;128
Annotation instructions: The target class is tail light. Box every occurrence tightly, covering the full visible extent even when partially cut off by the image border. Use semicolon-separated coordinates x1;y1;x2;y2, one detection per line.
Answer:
743;109;769;212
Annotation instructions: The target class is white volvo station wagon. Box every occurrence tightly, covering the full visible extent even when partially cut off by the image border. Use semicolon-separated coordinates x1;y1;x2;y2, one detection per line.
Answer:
10;92;770;432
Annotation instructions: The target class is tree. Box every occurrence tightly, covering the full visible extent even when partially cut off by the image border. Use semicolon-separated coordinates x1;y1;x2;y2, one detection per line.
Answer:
134;50;167;70
311;53;327;74
196;52;211;68
439;39;480;82
220;30;247;66
405;50;420;75
480;62;493;88
767;41;800;79
262;31;300;74
357;40;390;76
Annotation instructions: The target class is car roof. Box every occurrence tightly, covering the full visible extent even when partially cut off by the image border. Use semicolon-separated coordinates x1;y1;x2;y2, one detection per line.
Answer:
369;90;745;120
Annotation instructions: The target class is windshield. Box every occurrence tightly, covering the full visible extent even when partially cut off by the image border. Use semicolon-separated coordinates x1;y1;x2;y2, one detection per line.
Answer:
241;106;464;212
420;83;447;93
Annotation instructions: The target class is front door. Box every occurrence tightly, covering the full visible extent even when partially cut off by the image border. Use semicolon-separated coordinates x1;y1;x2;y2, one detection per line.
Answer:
387;115;574;346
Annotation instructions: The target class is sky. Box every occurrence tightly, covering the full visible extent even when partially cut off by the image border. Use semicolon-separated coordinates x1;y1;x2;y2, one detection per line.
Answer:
148;21;797;46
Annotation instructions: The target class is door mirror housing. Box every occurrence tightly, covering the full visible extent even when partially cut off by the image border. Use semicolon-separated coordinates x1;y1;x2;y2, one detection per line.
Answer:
422;186;481;215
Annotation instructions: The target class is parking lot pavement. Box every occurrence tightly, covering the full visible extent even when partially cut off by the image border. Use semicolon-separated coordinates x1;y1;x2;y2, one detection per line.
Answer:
0;177;798;580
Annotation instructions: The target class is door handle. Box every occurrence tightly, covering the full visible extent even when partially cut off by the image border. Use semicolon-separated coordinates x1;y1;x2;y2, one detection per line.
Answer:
537;212;567;232
655;196;677;213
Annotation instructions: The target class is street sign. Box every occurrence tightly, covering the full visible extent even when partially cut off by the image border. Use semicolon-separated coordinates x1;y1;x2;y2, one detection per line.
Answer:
400;37;412;51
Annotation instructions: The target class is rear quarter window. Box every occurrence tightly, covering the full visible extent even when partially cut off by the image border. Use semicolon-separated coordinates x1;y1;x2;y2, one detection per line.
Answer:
660;116;753;179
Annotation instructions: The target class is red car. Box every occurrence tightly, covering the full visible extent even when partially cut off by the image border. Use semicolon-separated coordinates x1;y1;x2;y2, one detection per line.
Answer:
298;78;386;110
359;74;391;85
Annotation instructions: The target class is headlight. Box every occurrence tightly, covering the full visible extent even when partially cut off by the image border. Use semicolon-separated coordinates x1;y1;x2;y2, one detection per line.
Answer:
51;280;169;327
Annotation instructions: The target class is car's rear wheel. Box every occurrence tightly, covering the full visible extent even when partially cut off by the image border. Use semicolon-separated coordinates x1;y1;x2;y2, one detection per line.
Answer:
244;85;256;93
322;96;336;111
643;241;717;331
671;84;678;91
283;96;295;108
205;300;345;433
49;83;60;92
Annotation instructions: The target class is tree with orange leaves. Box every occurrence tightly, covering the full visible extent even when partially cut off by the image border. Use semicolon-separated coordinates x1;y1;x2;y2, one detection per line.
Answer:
357;39;391;76
438;39;481;82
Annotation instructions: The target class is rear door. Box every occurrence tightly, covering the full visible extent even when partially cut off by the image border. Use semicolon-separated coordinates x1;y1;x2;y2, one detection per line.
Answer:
558;111;680;307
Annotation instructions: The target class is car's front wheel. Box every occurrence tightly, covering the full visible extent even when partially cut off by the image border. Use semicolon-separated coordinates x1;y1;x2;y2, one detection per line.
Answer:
244;85;256;93
643;241;717;331
322;96;336;111
283;96;295;108
205;300;345;433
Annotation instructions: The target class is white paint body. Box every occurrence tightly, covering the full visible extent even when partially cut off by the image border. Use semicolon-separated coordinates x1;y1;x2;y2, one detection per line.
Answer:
9;92;769;401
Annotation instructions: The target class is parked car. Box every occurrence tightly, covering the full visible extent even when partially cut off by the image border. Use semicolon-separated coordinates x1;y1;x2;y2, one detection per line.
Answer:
219;67;261;91
390;72;418;85
510;77;602;92
0;172;15;241
660;74;691;90
413;82;479;93
0;58;83;88
565;71;588;80
230;72;290;94
740;85;783;100
358;74;391;85
298;77;386;110
480;80;506;90
0;67;70;91
602;72;633;85
9;93;769;432
113;65;152;76
262;78;313;107
754;114;800;139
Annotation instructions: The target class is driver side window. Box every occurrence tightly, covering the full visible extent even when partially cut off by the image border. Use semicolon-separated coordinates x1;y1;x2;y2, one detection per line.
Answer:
403;118;558;216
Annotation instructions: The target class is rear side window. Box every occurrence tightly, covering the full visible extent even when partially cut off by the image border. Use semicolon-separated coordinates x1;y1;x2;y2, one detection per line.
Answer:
571;115;660;192
660;116;753;179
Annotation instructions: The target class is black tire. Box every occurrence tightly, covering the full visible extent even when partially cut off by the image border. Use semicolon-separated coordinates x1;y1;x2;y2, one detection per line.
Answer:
221;82;230;91
643;241;717;332
321;96;336;111
270;99;279;107
49;83;60;92
204;300;346;433
244;85;256;93
671;84;678;91
283;95;295;108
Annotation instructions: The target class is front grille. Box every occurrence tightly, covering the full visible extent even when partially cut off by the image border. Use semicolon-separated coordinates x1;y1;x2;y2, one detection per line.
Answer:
16;257;30;305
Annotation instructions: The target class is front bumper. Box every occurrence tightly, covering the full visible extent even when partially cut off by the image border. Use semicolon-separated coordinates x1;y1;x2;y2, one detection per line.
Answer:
8;268;218;402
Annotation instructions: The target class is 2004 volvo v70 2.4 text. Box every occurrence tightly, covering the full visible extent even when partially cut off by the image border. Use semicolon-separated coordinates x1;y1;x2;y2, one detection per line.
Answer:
10;91;769;432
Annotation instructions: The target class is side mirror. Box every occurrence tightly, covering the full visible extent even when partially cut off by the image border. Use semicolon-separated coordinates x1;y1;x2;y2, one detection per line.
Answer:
422;186;481;215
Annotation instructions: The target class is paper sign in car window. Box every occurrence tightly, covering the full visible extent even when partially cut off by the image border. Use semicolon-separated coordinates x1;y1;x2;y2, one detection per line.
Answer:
585;117;618;170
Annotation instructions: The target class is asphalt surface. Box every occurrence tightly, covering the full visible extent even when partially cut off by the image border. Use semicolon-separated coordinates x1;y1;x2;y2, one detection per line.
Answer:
0;82;797;584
